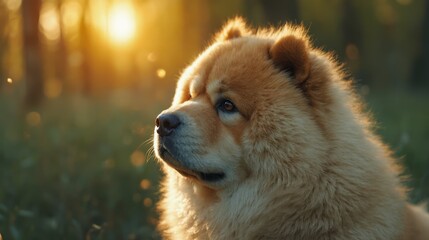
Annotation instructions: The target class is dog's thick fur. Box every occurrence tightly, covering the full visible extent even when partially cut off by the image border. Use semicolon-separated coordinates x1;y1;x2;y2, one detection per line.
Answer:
153;18;429;240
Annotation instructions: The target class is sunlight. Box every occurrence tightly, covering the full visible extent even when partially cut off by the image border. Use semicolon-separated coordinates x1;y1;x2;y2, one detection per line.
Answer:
39;2;60;42
107;3;136;44
60;0;82;37
4;0;21;11
156;69;166;78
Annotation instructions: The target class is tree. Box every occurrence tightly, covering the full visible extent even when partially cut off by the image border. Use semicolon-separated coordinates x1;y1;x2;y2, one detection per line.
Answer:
0;5;8;89
258;0;299;25
21;0;43;107
80;0;93;94
413;1;429;88
55;0;68;86
341;0;362;77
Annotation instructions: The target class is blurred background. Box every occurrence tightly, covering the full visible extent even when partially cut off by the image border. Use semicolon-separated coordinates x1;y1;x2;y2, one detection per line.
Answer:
0;0;428;239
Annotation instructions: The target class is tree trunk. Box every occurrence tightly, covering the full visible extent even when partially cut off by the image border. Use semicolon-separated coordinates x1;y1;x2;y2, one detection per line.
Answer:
56;0;68;87
0;8;7;89
413;1;429;88
258;0;299;25
80;0;92;94
21;0;44;107
341;0;362;78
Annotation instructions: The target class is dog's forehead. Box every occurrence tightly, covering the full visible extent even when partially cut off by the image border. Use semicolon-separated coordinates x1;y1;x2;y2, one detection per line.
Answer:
189;78;233;106
206;79;221;98
189;75;205;97
189;38;271;99
189;75;222;105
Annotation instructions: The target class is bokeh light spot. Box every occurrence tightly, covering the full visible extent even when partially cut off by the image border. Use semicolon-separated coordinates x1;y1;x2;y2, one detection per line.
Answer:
4;0;21;11
147;53;157;62
143;198;152;207
156;69;166;78
60;1;82;35
44;79;62;99
26;112;41;127
40;3;61;42
130;150;145;167
140;179;151;190
346;44;359;60
7;78;13;84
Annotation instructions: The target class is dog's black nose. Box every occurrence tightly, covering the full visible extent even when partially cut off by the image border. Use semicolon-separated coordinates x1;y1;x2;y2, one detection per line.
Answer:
155;113;181;136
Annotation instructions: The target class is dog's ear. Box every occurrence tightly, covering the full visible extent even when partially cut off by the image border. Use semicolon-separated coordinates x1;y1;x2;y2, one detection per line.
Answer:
270;34;332;107
269;35;310;83
215;17;250;41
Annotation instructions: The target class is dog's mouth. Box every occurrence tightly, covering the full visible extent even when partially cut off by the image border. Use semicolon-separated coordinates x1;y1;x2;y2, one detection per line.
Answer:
159;146;225;182
176;169;225;182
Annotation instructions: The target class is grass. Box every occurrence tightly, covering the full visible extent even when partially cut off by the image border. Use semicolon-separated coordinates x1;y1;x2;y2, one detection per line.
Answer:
0;84;428;239
0;87;167;240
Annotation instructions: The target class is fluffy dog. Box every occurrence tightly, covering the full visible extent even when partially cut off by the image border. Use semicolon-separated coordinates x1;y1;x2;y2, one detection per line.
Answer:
153;18;429;239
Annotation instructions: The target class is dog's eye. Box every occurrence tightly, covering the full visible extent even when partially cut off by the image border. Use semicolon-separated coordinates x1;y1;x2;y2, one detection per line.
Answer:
217;99;237;113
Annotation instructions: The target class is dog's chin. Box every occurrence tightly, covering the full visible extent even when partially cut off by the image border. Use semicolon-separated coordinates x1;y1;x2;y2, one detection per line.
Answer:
158;146;226;184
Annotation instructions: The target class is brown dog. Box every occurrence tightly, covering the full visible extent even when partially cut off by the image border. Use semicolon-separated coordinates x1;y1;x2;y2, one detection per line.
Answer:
153;18;429;239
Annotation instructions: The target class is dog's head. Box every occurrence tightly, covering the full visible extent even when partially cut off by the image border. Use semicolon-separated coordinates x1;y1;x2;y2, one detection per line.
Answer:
154;18;331;190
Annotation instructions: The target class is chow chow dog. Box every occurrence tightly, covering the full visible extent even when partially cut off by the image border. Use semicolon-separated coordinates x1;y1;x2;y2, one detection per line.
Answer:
153;17;429;239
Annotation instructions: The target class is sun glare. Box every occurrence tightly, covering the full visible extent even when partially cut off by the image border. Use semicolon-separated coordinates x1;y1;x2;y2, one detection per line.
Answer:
107;3;136;44
40;2;60;42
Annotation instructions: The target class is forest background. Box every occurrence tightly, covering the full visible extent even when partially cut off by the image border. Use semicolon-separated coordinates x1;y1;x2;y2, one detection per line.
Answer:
0;0;428;239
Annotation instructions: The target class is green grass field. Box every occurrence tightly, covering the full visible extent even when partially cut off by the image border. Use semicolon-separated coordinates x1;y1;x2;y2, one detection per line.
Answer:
0;87;428;239
0;88;166;239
